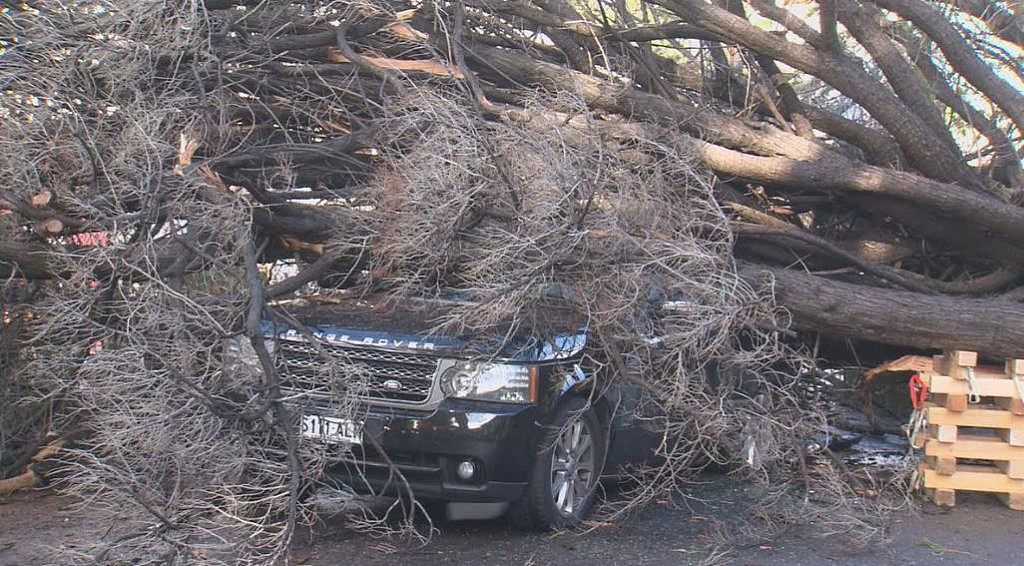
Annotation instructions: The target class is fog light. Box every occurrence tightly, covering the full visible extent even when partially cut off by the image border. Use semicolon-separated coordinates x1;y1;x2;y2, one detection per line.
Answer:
456;460;476;480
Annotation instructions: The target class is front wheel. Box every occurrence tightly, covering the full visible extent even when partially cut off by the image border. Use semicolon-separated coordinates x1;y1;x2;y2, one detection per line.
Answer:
511;396;606;530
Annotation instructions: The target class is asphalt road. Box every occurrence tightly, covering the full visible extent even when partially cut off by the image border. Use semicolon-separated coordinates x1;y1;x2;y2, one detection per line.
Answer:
293;477;1024;566
4;476;1022;565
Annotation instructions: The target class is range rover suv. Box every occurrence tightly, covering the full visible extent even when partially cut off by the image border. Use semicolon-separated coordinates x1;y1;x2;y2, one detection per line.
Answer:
259;297;656;530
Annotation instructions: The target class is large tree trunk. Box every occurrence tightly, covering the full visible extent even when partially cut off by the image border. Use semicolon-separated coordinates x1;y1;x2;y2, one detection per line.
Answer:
742;265;1024;357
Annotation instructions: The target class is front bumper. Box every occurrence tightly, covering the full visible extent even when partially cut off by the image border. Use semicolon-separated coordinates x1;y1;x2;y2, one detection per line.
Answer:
320;399;541;503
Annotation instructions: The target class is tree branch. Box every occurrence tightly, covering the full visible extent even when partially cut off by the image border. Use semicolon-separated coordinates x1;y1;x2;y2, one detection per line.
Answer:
875;0;1024;136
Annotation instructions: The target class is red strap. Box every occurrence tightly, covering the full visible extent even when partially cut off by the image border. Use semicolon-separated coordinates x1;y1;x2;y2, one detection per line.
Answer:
909;373;928;410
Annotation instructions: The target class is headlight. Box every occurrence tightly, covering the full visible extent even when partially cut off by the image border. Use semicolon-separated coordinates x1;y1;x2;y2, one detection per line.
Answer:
223;336;276;375
440;362;536;404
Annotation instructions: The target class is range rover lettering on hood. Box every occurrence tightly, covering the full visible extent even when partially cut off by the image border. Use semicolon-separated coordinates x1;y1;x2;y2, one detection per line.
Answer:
276;327;438;350
262;321;586;359
323;334;437;350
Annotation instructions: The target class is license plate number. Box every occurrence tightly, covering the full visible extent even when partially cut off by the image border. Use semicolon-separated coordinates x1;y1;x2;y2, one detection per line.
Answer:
301;414;362;445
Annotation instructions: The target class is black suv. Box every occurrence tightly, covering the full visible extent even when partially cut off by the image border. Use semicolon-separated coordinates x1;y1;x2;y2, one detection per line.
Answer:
260;298;655;529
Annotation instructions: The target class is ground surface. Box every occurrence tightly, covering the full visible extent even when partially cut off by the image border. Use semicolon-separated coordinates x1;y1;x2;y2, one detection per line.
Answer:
3;477;1021;565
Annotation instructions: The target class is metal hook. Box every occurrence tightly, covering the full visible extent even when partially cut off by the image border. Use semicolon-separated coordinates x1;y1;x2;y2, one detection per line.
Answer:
965;366;981;404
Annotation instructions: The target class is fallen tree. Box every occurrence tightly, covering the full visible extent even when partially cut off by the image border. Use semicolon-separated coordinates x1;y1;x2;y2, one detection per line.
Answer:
2;0;1021;353
0;0;1018;562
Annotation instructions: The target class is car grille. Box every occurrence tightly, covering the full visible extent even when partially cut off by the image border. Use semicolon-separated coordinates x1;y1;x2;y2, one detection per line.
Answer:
275;339;440;404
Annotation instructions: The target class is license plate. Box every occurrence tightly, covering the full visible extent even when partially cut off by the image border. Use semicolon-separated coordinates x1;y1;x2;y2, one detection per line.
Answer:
300;414;362;445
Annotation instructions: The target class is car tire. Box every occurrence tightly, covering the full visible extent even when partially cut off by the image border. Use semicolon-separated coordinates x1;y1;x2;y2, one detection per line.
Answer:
510;396;606;530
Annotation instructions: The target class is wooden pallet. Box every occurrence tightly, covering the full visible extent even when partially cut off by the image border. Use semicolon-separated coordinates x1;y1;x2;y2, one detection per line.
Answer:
922;406;1024;446
926;352;1024;414
914;351;1024;509
923;433;1024;477
921;463;1024;510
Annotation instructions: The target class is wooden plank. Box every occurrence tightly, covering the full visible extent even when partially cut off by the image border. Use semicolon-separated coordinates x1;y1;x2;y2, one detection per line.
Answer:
923;435;1024;479
925;406;1024;429
945;350;978;369
912;429;927;449
865;355;934;381
995;428;1024;447
934;350;978;379
978;365;1017;380
926;374;1019;397
996;493;1024;510
925;487;956;507
994;397;1024;415
924;433;1024;461
935;456;957;475
994;460;1024;480
953;350;979;366
930;365;1015;381
922;464;1024;493
935;424;958;443
931;392;969;411
999;358;1024;413
943;393;968;412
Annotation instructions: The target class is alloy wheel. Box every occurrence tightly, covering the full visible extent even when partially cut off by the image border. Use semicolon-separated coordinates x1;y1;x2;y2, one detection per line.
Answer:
549;417;595;517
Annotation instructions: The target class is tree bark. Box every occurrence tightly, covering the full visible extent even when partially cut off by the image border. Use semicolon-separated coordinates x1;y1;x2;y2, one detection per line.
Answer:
470;49;1024;240
875;0;1024;135
741;264;1024;357
835;0;960;156
935;0;1024;47
0;243;52;279
696;141;1024;244
654;0;973;184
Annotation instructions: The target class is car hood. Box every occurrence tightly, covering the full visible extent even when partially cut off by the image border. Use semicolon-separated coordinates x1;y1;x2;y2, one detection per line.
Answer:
261;312;587;362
